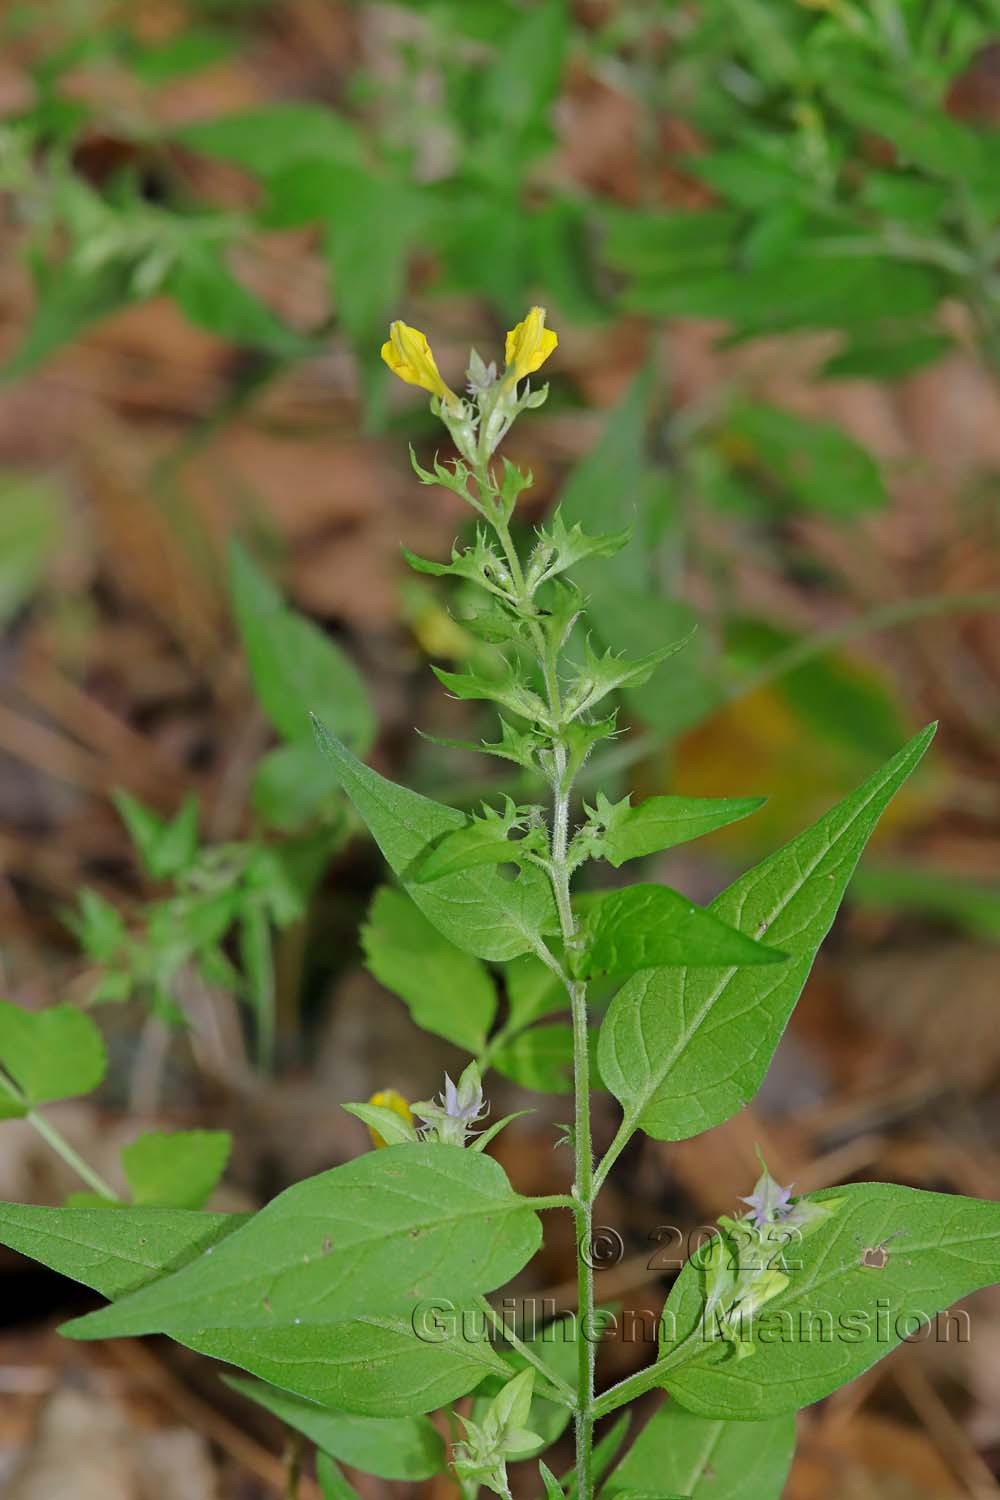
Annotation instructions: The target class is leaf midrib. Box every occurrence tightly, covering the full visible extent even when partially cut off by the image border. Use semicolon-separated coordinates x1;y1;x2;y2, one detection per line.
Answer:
76;1187;537;1329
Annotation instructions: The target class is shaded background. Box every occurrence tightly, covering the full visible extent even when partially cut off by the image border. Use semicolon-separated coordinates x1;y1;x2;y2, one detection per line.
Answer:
1;1;999;1495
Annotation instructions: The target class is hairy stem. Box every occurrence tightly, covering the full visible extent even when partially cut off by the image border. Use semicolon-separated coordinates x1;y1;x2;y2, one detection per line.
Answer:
485;468;597;1495
591;1325;705;1419
475;1295;578;1407
550;752;596;1499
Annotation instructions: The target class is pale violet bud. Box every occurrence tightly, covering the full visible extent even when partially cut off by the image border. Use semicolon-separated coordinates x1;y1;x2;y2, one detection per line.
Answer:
466;347;498;396
739;1167;795;1229
412;1061;489;1147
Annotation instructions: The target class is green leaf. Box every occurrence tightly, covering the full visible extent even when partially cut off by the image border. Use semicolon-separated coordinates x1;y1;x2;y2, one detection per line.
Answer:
410;824;528;884
0;1002;106;1112
582;886;786;979
362;886;497;1053
552;379;717;737
432;662;549;725
834;83;989;183
168;244;308;355
557;373;651;600
0;1202;244;1299
188;1307;513;1416
67;889;127;963
411;802;544;884
503;954;565;1029
112;791;199;880
540;1461;566;1499
224;1376;444;1480
850;863;1000;941
229;542;374;753
321;172;426;419
618;239;941;335
127;30;232;85
3;258;137;380
491;1025;576;1094
471;1111;533;1152
605;1404;795;1497
526;509;630;589
122;1130;231;1210
252;743;345;831
822;328;952;380
317;1454;363;1500
62;1144;541;1340
175;105;363;177
0;474;64;626
598;726;935;1143
661;1183;1000;1419
475;1314;578;1456
481;0;568;147
721;402;887;516
564;635;694;720
342;1101;418;1148
603;209;740;283
313;718;558;961
592;792;765;868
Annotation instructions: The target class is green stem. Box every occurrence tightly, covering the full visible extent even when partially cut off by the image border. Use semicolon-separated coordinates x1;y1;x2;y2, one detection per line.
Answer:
549;757;596;1500
0;1065;117;1200
26;1108;119;1201
475;1295;578;1408
592;1117;630;1198
526;1194;577;1211
0;1062;119;1200
481;461;597;1496
591;1326;705;1420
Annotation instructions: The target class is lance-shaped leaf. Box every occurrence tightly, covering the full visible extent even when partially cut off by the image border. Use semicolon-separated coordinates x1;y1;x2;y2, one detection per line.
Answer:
187;1307;513;1416
473;1314;579;1457
61;1144;541;1340
318;1455;363;1500
224;1376;445;1480
0;1002;107;1116
563;635;693;721
362;887;497;1052
411;801;546;886
123;1129;231;1210
0;1201;246;1298
229;542;373;753
659;1183;1000;1419
492;1025;577;1095
587;791;766;868
598;726;934;1142
0;1201;508;1416
403;529;513;597
313;718;558;961
582;885;786;979
524;509;630;591
605;1403;795;1497
432;662;550;726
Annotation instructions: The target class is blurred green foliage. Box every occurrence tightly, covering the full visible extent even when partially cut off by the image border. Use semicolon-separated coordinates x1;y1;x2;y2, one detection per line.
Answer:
2;0;997;977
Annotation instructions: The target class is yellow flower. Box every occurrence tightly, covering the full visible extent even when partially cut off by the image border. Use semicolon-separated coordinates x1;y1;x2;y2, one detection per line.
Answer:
367;1088;414;1149
504;306;558;383
381;321;458;405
